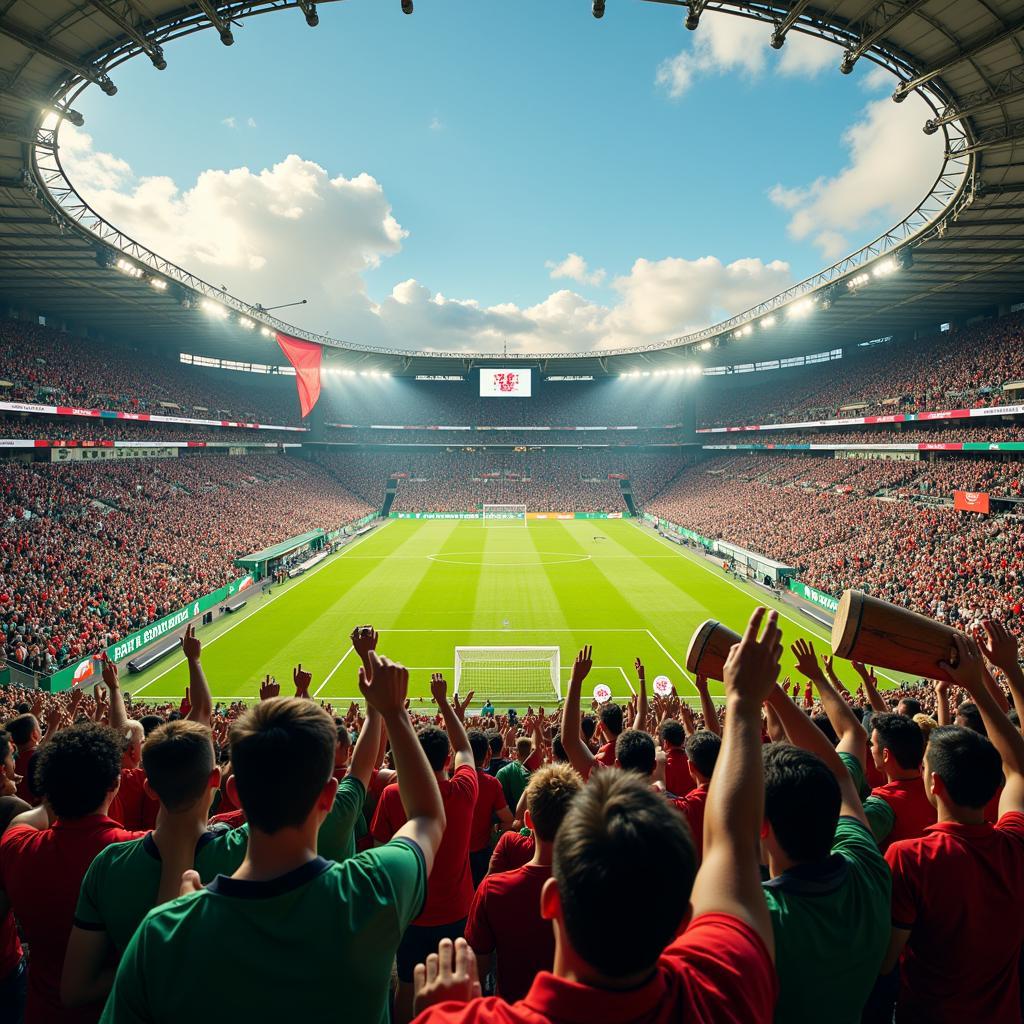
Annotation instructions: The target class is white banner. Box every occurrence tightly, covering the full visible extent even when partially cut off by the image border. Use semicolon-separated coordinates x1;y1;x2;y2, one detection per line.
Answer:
51;447;180;462
479;368;532;398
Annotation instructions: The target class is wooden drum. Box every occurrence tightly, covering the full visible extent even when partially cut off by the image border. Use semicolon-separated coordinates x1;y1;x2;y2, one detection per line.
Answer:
685;619;741;681
831;589;963;682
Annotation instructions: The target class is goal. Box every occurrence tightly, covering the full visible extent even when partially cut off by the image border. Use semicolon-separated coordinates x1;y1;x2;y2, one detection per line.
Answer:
481;504;527;526
454;646;561;704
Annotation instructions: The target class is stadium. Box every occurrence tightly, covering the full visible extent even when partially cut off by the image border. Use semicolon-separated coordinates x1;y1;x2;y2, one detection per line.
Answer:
0;2;1022;1023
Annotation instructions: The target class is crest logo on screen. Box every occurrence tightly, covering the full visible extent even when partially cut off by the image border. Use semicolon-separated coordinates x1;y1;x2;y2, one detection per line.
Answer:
495;373;519;393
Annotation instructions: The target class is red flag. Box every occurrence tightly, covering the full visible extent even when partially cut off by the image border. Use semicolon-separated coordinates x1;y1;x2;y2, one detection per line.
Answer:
276;332;322;418
953;490;990;514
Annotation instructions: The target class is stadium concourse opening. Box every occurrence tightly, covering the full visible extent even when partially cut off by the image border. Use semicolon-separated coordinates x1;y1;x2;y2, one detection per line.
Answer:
1;1;1024;1023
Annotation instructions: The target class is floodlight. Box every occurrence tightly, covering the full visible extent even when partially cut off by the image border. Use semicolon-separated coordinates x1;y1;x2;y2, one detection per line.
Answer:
848;273;870;290
872;258;897;277
260;326;274;338
148;277;168;291
201;300;228;319
238;316;255;329
685;12;699;30
789;298;814;318
761;315;776;328
402;0;413;12
593;0;605;17
700;341;712;351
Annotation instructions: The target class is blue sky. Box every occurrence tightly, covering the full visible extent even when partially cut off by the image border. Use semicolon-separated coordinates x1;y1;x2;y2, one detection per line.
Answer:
67;1;943;351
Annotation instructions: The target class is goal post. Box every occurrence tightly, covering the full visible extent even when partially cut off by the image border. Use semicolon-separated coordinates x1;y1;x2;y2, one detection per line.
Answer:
454;646;561;704
481;503;527;526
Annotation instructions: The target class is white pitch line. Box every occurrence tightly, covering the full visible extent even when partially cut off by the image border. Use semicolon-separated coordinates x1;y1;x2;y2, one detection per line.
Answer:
131;521;394;696
314;647;356;697
380;627;649;632
631;521;902;686
618;665;636;696
644;627;697;696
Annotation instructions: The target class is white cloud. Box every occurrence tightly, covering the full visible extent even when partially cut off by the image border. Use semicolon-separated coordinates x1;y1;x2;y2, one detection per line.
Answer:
546;253;606;287
221;116;237;129
58;125;793;353
860;64;895;92
656;12;836;98
768;94;944;260
247;117;258;128
429;116;443;131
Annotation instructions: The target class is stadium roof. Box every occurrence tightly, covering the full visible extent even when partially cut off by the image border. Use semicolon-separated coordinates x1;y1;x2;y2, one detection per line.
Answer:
0;0;1022;377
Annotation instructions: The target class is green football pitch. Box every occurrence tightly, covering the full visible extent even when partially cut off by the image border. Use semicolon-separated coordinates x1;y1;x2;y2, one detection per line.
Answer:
128;518;902;709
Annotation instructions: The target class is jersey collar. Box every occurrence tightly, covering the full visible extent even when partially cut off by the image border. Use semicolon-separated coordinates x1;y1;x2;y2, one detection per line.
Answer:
207;856;332;899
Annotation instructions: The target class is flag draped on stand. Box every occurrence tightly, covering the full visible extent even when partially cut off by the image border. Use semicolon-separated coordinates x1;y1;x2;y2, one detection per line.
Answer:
276;332;323;418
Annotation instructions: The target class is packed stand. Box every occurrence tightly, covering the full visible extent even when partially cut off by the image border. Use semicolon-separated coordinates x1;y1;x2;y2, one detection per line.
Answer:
0;455;371;672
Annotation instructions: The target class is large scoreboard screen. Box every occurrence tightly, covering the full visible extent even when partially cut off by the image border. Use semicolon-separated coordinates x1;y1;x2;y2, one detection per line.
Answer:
479;368;532;397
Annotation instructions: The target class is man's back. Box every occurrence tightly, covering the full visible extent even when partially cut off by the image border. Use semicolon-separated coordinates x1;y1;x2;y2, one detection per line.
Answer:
0;816;143;1023
101;844;426;1024
465;863;552;1003
495;761;529;812
886;811;1024;1023
864;777;936;850
411;913;776;1024
664;749;694;797
469;770;507;853
763;817;890;1024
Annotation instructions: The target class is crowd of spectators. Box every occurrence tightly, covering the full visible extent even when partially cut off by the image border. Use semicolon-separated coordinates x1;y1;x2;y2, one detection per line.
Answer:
0;415;297;445
706;424;1024;445
315;450;693;513
698;313;1024;428
648;454;1024;637
0;612;1022;1024
0;455;370;673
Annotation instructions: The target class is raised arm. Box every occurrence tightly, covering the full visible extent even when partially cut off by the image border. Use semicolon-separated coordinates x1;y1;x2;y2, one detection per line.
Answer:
181;625;212;727
560;646;597;779
934;679;951;726
853;662;888;714
941;633;1024;816
430;673;473;772
792;639;867;768
350;625;379;681
978;619;1023;718
633;658;648;734
347;702;384;791
690;607;778;955
693;673;720;736
360;653;445;870
764;680;867;827
101;656;129;736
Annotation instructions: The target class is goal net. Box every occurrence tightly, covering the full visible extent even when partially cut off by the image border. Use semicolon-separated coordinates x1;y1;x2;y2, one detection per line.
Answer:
482;504;527;526
454;646;561;704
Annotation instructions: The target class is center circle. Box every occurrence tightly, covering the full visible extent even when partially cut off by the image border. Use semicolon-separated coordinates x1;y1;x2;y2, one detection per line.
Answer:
427;551;591;567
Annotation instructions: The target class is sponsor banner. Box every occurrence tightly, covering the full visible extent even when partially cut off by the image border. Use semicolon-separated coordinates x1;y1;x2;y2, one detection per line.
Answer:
702;442;1024;453
46;574;254;691
480;368;532;397
389;511;480;520
954;490;991;513
0;439;35;448
788;579;840;615
0;399;305;432
51;447;179;462
697;402;1024;434
607;473;628;480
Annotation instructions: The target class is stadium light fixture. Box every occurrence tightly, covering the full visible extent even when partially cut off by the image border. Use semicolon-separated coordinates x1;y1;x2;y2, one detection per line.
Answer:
402;0;413;12
687;365;701;377
641;371;651;377
872;258;897;277
761;315;776;328
200;300;228;320
148;277;168;291
260;326;274;338
238;316;255;330
848;273;870;290
593;0;605;18
700;341;712;351
788;298;814;319
115;258;144;279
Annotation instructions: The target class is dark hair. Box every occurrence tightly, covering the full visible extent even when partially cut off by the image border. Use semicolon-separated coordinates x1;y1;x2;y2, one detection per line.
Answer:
468;729;489;767
615;729;656;775
0;729;11;764
553;771;695;977
229;699;336;833
526;764;582;842
142;721;215;812
658;719;685;748
811;714;839;747
417;725;450;772
336;723;352;749
955;702;986;737
5;714;36;747
897;697;923;719
487;732;503;756
872;713;925;771
598;703;623;737
552;734;567;763
926;726;1003;809
581;715;597;741
138;715;165;737
34;722;123;819
762;743;840;863
685;730;721;779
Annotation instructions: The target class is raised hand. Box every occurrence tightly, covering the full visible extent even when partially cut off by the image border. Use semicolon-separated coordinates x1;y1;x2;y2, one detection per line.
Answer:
978;619;1021;676
259;675;280;701
452;688;473;722
430;672;449;707
413;938;481;1014
181;624;201;663
791;638;824;681
939;634;985;695
293;664;313;699
723;607;783;709
853;662;878;687
350;625;379;660
358;652;409;716
634;657;645;682
570;646;593;688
